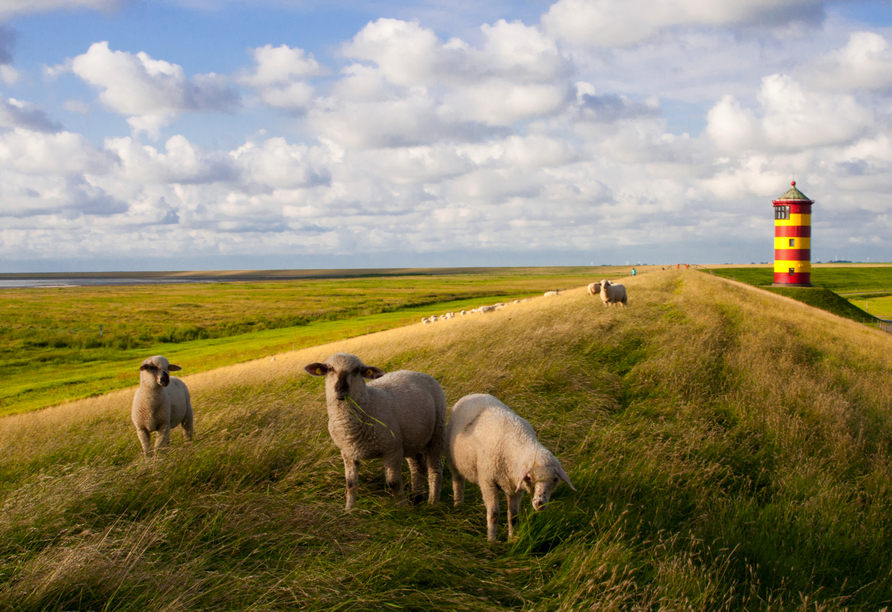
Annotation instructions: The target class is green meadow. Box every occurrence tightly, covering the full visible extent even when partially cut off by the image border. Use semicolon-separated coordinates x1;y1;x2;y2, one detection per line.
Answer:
2;269;891;611
706;265;892;323
0;267;612;416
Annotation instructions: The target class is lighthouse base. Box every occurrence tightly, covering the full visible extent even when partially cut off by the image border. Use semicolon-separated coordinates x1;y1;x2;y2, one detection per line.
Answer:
774;271;811;285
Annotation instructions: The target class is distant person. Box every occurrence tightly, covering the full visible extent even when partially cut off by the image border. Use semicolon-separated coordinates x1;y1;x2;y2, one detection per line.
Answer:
632;268;637;276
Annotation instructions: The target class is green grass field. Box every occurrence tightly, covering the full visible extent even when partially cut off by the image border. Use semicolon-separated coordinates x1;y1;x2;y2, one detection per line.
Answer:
0;267;618;415
2;269;891;611
705;266;892;323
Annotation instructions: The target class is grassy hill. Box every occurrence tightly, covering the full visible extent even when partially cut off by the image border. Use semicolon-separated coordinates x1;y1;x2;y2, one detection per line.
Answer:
1;270;891;611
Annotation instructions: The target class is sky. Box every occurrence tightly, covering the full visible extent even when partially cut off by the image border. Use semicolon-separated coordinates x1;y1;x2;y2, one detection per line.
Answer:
0;0;891;272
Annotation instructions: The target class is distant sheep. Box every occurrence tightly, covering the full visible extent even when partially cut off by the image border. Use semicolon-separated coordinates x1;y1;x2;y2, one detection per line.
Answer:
446;393;575;541
591;279;628;307
131;355;194;456
544;290;559;297
422;317;431;325
477;305;496;314
305;353;447;510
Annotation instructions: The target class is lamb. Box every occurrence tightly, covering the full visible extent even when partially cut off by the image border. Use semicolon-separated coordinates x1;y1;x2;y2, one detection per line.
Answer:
304;353;447;510
131;355;194;456
446;393;575;541
591;279;628;307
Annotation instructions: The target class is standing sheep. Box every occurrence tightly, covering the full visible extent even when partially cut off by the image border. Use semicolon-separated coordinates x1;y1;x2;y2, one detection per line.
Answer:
446;394;575;541
591;280;628;307
131;355;194;456
304;353;447;510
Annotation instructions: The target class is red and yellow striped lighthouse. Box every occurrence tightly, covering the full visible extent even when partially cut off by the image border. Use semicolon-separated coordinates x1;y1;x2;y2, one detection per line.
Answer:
772;181;813;286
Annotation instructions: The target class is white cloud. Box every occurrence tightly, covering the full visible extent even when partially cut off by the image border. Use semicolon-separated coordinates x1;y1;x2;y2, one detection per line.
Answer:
0;129;113;175
240;44;327;111
542;0;827;47
312;18;573;147
105;135;237;184
706;95;758;152
706;75;874;152
68;42;239;137
811;31;892;91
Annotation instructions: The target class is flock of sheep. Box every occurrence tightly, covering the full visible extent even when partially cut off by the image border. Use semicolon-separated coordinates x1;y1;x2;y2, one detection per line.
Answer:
420;297;535;325
130;279;629;541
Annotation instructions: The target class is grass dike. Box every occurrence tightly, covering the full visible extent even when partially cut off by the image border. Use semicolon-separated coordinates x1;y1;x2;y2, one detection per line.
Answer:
1;269;891;611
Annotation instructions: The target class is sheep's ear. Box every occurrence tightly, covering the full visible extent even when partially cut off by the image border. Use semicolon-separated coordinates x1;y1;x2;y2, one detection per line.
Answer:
305;363;329;377
556;465;576;491
515;469;531;493
139;364;148;371
362;366;385;380
168;364;182;372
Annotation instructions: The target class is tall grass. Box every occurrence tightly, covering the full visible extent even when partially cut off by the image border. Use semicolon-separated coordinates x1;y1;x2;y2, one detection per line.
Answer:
1;269;891;610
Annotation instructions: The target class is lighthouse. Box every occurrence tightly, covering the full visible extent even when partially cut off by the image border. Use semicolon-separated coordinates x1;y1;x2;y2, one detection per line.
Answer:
772;181;813;286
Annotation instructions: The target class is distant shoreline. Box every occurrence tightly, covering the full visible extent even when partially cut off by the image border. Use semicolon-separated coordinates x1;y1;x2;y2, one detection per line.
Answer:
2;263;889;289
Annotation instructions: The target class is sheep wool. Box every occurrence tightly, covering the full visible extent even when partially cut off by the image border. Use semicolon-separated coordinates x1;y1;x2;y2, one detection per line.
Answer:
305;353;447;511
446;393;575;541
131;355;194;456
592;279;628;307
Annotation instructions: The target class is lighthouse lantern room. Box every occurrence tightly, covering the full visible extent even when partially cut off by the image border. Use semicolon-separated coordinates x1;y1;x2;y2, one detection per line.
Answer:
772;181;813;287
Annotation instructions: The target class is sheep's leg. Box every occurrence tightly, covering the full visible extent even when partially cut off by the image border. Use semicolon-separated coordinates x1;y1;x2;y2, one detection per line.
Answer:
135;427;152;456
451;470;465;507
507;492;524;540
342;454;360;511
481;483;501;542
407;454;426;505
154;424;171;452
182;413;194;443
383;452;406;506
425;449;443;505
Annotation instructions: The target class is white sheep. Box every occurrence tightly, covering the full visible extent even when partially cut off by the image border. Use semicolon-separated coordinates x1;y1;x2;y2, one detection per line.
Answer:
591;279;628;307
544;290;559;297
446;393;575;541
477;305;496;314
304;353;447;510
131;355;194;456
422;317;430;324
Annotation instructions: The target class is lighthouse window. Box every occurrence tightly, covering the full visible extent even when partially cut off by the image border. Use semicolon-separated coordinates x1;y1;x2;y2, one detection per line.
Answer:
775;205;790;220
789;239;795;247
789;268;795;275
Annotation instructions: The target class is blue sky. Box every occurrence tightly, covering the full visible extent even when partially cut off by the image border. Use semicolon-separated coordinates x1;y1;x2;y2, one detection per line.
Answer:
0;0;891;272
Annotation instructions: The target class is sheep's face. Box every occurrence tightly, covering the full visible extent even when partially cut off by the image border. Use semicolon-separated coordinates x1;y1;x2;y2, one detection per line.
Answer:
516;462;575;511
139;355;181;388
304;353;385;402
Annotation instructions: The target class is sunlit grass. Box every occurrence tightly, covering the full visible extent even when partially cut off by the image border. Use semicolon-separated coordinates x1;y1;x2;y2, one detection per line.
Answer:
2;269;891;610
0;268;621;416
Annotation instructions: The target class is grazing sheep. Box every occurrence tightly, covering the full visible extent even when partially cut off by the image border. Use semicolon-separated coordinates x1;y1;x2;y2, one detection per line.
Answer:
422;317;431;324
544;290;559;297
446;394;575;541
592;279;628;307
304;353;447;510
131;355;194;456
460;310;467;316
477;305;496;314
